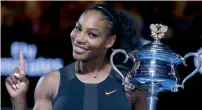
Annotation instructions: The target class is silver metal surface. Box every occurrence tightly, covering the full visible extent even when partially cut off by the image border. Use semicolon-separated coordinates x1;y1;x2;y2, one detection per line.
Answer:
110;24;202;110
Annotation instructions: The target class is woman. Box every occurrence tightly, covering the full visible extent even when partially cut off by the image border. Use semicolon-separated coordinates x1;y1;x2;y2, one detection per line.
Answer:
5;4;146;110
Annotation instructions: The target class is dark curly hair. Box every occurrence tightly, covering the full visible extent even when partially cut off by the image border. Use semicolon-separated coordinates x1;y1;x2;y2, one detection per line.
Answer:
115;9;142;52
85;4;142;63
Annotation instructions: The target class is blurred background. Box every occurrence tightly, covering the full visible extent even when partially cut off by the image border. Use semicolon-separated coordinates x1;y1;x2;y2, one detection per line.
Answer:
1;1;202;110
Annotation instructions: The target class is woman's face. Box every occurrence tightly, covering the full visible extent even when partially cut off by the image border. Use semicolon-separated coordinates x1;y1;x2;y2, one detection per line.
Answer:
70;10;116;61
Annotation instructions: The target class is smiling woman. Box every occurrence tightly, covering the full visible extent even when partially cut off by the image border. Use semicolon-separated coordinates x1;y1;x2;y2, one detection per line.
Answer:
5;3;146;110
71;9;115;62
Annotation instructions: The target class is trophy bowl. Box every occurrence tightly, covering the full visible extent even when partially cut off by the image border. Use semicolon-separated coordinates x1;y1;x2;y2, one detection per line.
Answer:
110;24;202;110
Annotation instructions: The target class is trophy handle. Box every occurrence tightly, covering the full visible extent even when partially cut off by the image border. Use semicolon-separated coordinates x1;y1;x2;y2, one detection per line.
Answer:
110;49;129;85
110;49;140;85
126;53;140;79
173;52;202;91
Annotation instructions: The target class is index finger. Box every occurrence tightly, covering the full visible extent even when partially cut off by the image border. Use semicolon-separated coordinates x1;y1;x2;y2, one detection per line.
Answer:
19;51;25;74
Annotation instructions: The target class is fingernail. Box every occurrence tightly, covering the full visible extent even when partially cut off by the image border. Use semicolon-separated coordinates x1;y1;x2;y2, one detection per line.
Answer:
12;85;17;89
14;73;20;77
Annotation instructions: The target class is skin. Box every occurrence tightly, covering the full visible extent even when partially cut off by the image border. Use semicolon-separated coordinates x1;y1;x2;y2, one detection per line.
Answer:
5;10;146;110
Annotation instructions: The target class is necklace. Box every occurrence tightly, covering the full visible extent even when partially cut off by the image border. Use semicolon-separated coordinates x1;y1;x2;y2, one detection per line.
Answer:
92;72;101;79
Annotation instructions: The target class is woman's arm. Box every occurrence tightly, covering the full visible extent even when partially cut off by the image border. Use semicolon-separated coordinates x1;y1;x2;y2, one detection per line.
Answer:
33;70;59;110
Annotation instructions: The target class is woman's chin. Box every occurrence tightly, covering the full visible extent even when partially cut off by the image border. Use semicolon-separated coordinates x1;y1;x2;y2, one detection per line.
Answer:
73;53;88;61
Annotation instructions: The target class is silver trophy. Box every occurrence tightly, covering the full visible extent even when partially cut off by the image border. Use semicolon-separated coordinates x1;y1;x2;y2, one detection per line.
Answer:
110;24;202;110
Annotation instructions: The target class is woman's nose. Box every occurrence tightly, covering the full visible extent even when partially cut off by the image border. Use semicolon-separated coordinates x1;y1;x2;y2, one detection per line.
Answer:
75;32;86;45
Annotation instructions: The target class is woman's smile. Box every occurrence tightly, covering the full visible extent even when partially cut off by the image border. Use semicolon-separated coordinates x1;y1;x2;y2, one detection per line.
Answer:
73;44;89;54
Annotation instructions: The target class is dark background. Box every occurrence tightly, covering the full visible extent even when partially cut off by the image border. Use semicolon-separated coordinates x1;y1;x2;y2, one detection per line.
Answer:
1;1;202;110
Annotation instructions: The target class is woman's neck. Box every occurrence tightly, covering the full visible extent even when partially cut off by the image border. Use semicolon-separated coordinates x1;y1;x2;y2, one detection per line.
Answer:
78;56;110;75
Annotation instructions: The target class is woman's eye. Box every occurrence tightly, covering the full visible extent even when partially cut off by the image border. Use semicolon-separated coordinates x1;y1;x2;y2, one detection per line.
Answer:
88;33;97;38
75;26;81;31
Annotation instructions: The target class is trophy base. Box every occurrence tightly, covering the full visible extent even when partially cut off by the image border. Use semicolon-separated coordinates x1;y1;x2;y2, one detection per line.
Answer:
147;92;158;110
141;80;160;110
130;77;175;110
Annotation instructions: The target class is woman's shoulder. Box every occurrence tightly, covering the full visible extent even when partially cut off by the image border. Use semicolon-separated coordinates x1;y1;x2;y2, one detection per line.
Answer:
36;69;60;91
43;69;60;82
42;61;76;82
34;69;60;101
35;62;76;100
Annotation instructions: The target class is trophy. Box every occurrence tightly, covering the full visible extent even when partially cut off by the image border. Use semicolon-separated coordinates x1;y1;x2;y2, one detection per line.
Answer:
110;24;202;110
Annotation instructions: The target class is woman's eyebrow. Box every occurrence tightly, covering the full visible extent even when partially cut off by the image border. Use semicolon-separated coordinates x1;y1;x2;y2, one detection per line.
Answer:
77;22;102;35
